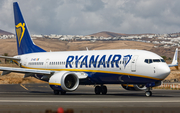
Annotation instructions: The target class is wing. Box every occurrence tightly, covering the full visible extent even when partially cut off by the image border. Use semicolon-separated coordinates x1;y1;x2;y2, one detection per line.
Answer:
0;55;87;79
0;66;54;76
0;66;87;79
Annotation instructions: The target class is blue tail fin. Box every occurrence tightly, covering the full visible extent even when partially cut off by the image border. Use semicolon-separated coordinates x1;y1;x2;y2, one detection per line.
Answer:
13;2;46;55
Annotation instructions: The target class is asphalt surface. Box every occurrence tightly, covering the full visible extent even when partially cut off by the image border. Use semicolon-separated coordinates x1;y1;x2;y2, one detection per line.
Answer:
0;84;180;113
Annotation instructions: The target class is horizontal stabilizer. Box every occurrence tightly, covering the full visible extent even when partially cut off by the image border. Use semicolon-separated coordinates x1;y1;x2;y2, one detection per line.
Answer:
0;56;20;61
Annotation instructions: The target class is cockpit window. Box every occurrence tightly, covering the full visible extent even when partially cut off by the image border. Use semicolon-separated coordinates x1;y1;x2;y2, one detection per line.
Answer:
144;59;153;64
149;59;152;63
153;59;161;62
161;59;165;62
145;59;148;63
144;59;164;64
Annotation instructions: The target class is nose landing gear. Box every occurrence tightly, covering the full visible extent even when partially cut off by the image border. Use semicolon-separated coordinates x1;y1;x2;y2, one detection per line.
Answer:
145;87;152;97
94;85;107;95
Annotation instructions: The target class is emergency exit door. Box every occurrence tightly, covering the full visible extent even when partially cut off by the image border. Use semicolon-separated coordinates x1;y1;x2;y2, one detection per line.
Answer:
131;55;138;72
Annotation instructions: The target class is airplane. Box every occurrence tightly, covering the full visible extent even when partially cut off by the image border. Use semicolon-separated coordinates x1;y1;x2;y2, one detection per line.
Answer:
0;2;178;97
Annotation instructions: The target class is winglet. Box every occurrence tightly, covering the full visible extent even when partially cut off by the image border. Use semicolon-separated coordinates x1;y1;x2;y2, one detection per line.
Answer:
168;48;178;69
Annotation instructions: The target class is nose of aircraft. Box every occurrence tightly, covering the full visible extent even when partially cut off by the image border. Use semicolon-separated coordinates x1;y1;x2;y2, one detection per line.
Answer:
156;64;171;79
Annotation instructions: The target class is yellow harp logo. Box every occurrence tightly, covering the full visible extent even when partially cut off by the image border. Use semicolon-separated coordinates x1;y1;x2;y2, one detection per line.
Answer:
15;23;25;46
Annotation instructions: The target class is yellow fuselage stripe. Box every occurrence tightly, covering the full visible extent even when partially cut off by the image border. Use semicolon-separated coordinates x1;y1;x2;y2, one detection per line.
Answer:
49;83;61;86
122;84;134;87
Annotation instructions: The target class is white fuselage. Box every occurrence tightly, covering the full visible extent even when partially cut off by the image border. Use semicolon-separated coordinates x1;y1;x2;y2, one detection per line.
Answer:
17;49;170;84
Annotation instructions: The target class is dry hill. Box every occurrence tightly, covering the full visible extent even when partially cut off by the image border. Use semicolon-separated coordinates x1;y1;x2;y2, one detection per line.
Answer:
0;29;14;35
0;38;176;58
89;31;127;37
0;38;155;56
88;31;155;38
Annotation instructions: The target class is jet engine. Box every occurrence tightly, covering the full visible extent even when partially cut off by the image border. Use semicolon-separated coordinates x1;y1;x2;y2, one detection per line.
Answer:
122;81;162;91
49;71;79;92
121;84;147;91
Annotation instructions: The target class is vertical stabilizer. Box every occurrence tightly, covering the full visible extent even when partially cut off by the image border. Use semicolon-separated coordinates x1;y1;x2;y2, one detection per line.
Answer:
13;2;46;55
168;48;178;69
172;48;178;65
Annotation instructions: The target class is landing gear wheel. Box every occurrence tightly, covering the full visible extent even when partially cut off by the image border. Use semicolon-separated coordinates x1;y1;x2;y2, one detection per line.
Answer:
145;91;152;97
101;86;107;95
61;91;66;95
54;90;59;95
95;86;101;95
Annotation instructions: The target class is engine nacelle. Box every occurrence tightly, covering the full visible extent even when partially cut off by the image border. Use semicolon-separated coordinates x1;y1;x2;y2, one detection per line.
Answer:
121;84;147;91
49;71;79;92
122;81;162;91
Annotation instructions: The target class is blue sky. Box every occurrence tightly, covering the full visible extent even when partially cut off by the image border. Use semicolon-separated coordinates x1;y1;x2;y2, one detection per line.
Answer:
1;0;180;35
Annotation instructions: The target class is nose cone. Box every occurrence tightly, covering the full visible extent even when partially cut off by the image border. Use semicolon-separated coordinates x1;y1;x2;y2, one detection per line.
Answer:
156;64;171;79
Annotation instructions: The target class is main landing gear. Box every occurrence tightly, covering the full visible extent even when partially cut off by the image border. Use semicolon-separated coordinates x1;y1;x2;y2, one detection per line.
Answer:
53;90;66;95
94;85;107;95
145;87;152;97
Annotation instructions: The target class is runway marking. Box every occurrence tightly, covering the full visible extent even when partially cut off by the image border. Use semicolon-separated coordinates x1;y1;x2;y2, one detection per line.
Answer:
20;84;28;90
0;100;180;103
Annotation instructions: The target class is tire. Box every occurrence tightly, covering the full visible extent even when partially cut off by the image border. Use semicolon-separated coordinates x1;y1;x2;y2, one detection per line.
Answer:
54;90;59;95
102;86;107;95
95;86;101;95
61;91;66;95
145;91;152;97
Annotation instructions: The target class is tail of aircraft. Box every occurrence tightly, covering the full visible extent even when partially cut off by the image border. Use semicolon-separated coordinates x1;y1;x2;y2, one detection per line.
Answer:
13;2;46;55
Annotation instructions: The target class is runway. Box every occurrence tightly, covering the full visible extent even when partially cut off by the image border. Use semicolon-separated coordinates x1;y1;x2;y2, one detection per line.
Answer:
0;84;180;113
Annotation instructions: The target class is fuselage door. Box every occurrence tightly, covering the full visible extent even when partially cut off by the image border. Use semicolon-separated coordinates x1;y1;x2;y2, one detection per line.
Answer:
23;57;28;67
131;55;138;72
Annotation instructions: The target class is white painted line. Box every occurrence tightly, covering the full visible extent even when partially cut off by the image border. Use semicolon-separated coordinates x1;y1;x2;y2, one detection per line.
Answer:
0;100;180;103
